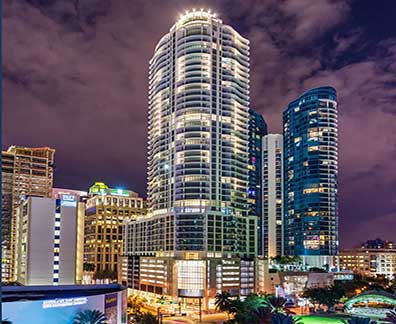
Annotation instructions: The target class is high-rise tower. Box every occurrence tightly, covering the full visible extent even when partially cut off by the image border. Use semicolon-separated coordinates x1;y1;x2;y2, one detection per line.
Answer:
1;146;55;282
124;10;256;305
147;9;253;254
283;87;338;267
262;134;283;258
248;109;267;256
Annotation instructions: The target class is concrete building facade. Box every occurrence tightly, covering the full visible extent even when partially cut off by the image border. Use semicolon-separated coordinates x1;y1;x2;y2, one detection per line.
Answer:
337;247;396;280
14;189;86;285
84;182;146;280
262;134;283;258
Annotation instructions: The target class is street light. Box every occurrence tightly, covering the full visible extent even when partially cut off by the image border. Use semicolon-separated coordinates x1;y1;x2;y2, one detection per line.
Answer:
157;306;163;324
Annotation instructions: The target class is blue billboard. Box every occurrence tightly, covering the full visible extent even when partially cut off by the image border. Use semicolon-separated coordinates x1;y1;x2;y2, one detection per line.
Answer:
2;291;127;324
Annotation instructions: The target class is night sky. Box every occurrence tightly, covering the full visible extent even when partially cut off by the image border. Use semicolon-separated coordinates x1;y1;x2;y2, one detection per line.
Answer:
3;0;396;248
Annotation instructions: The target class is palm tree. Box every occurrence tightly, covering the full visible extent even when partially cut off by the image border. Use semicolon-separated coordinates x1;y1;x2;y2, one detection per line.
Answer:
215;291;233;318
271;313;302;324
252;306;272;324
83;263;95;272
128;295;144;322
234;294;268;324
385;310;396;323
229;297;244;316
263;296;294;315
156;295;167;304
344;317;377;324
73;309;107;324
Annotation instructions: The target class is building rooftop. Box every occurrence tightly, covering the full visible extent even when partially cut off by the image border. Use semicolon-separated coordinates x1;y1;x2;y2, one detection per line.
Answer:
89;182;139;198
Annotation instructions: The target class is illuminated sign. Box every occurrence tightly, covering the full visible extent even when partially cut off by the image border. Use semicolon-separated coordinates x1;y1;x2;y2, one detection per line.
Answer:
3;290;128;324
110;189;130;197
105;293;117;308
334;273;354;281
178;289;204;298
105;293;118;324
42;297;88;309
61;194;77;207
62;194;75;202
175;207;206;213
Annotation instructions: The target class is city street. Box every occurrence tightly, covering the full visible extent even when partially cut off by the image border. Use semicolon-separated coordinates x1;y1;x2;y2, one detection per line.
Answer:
163;313;228;324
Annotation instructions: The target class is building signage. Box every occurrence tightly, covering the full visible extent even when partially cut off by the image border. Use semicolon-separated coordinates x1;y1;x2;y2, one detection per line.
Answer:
61;194;76;202
110;189;129;197
178;289;204;298
61;194;77;207
42;297;88;309
334;273;354;281
105;293;118;324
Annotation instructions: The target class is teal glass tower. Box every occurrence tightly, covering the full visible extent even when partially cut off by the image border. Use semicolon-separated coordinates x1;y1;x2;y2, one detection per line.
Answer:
283;86;338;267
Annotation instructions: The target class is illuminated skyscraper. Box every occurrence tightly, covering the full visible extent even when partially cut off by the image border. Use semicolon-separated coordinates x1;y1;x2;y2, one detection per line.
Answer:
283;87;338;267
1;146;55;282
248;110;267;218
262;134;283;258
124;10;256;306
84;182;146;282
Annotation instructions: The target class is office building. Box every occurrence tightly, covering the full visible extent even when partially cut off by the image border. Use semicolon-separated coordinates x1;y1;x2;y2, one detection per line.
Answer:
262;134;283;258
283;86;338;267
124;10;257;308
84;182;146;280
1;146;55;282
13;189;86;285
337;245;396;280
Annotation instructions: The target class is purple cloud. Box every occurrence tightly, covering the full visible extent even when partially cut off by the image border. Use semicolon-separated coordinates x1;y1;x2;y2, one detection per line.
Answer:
3;0;396;247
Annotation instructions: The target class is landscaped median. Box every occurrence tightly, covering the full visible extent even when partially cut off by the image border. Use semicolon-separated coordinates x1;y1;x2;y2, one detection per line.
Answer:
296;315;350;324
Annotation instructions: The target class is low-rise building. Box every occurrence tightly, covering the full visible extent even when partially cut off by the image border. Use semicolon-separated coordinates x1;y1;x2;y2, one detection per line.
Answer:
122;218;256;310
264;271;334;298
337;245;396;279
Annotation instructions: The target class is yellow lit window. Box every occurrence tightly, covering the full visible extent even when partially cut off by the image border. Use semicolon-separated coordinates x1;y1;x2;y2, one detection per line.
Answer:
308;146;318;152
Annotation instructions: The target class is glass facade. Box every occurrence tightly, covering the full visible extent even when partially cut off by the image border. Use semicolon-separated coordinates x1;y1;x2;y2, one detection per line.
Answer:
247;109;267;256
283;86;338;258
